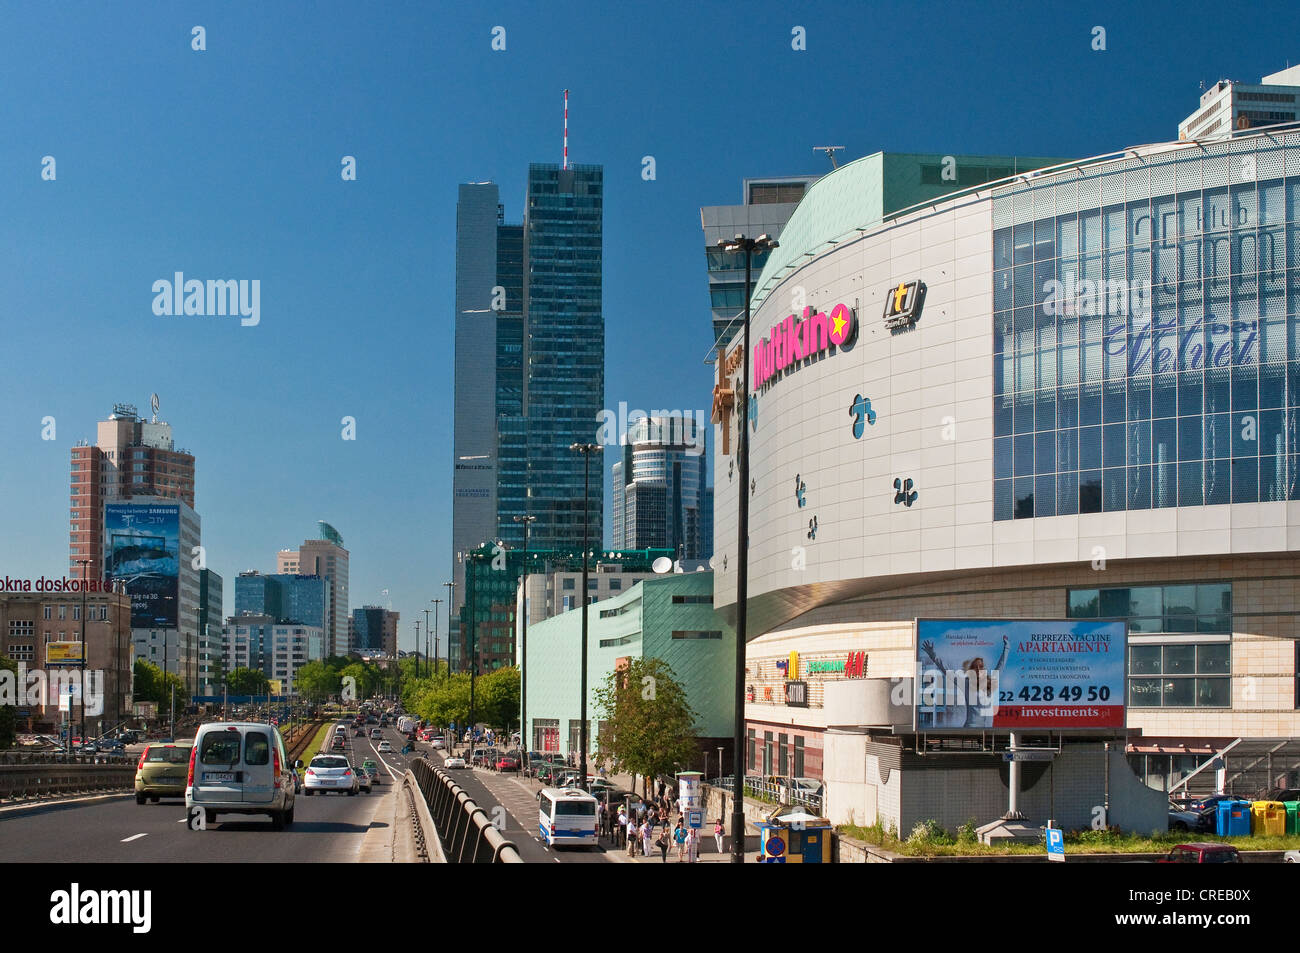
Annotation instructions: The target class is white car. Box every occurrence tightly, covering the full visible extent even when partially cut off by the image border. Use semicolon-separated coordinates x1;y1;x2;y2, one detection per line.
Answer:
376;740;393;753
302;754;359;796
432;737;446;749
444;756;466;769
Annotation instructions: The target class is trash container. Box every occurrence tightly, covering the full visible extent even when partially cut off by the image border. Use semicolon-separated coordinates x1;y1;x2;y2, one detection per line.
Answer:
1216;799;1251;837
1283;800;1299;836
1250;800;1286;836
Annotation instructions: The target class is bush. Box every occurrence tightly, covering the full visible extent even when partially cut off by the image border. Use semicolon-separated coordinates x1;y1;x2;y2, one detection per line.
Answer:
906;818;953;846
956;818;978;843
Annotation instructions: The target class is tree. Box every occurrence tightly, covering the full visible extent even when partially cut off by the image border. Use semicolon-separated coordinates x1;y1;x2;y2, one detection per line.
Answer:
294;660;340;702
227;667;271;696
594;657;698;794
475;666;520;731
133;659;184;707
0;656;17;749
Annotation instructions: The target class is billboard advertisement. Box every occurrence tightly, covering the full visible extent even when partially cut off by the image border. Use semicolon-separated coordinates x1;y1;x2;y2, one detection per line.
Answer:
105;502;180;628
915;619;1126;731
45;642;84;666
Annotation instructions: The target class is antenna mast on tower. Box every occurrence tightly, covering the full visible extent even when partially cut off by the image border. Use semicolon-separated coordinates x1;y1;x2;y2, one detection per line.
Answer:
563;89;569;170
813;146;845;169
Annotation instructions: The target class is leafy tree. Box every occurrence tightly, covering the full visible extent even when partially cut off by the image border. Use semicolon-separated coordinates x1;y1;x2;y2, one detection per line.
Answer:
294;660;340;702
474;666;520;731
594;657;698;793
0;656;17;749
133;659;184;707
227;667;271;696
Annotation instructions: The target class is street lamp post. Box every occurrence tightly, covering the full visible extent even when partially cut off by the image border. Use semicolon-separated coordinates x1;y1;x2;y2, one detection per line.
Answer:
423;607;432;679
570;443;601;791
76;559;89;745
414;620;422;679
716;232;778;862
513;514;537;755
431;598;442;684
443;582;456;683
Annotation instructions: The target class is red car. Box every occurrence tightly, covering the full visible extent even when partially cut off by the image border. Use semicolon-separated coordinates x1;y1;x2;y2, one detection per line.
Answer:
1157;843;1241;864
495;755;520;772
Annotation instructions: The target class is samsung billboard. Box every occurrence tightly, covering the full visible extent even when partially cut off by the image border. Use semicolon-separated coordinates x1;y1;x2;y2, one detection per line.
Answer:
914;619;1126;731
105;502;180;628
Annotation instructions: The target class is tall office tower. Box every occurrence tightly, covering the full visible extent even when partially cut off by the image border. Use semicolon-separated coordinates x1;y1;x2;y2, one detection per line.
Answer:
611;415;711;560
350;606;399;654
275;549;299;574
198;568;223;694
522;163;605;550
1179;64;1300;140
291;523;349;657
235;571;282;618
701;176;819;356
70;400;196;582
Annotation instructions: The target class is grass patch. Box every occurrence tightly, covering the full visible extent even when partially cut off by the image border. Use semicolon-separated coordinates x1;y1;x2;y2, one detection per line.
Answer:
839;819;1300;857
295;722;335;766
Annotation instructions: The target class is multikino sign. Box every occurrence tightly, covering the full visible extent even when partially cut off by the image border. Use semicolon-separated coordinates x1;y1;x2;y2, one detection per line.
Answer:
754;303;856;390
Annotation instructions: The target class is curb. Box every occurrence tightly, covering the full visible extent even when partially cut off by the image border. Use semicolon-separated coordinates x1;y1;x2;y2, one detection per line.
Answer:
357;779;400;863
0;791;133;816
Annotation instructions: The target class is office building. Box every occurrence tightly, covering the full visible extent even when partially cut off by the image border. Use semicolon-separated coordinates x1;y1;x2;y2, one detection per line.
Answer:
221;614;323;694
351;605;399;654
198;568;223;694
611;415;711;560
1179;64;1300;140
284;523;349;656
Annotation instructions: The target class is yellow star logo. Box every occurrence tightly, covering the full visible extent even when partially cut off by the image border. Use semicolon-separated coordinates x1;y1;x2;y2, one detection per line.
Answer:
831;312;847;339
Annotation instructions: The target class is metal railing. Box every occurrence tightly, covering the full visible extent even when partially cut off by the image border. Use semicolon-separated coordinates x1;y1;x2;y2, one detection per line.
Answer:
712;775;824;814
408;757;523;863
0;762;134;801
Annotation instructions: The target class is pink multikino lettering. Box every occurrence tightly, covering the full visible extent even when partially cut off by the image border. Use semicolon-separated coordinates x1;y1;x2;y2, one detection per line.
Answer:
753;303;855;389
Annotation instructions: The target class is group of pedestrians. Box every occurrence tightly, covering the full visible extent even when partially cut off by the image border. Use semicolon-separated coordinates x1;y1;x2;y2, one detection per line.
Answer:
597;798;725;862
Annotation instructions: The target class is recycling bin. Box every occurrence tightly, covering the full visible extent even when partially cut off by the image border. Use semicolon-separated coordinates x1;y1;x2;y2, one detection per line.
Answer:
1282;800;1299;836
1215;799;1251;837
1249;800;1286;836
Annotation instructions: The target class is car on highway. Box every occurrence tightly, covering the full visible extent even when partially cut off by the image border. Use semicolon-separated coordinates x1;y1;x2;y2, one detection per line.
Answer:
332;734;346;751
186;722;299;830
444;756;467;769
495;754;520;772
369;727;382;740
431;736;446;749
303;755;359;795
1157;843;1241;863
376;740;392;753
362;761;380;784
354;764;372;793
134;742;193;803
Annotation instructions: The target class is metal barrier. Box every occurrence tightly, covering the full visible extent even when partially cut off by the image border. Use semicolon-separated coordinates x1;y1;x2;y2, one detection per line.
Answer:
0;762;134;801
408;757;523;863
712;775;823;814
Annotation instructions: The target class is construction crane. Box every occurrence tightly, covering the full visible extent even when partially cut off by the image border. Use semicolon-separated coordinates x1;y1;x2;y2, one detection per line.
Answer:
813;145;845;169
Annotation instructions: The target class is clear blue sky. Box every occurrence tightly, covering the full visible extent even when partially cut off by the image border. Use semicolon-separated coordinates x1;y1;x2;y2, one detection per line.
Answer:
2;0;1297;655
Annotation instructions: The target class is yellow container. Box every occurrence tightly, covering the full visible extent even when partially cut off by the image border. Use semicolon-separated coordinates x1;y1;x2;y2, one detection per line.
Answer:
1250;800;1286;837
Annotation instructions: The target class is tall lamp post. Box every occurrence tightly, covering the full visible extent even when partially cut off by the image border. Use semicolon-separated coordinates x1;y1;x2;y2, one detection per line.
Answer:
430;598;442;685
422;607;432;679
513;514;537;754
443;581;456;683
76;558;90;745
570;442;601;791
716;232;778;862
414;620;422;679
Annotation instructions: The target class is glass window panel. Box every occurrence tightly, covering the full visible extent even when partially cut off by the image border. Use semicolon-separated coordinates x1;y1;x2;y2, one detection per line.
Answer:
1153;374;1177;418
1129;645;1162;674
1128;465;1151;509
1164;644;1195;674
1129;677;1162;707
1178;416;1202;461
1056;471;1079;515
1035;431;1055;473
1231;457;1258;503
994;394;1012;437
1128;377;1152;419
1079;471;1102;513
1079;383;1102;425
1036;390;1056;431
994;436;1012;480
1197;643;1230;674
1205;457;1231;504
1104;380;1126;421
1035;473;1056;517
1127;420;1151;465
1231;364;1258;411
1102;468;1126;510
1153;457;1177;507
1164;584;1196;616
1196;677;1230;707
1057;385;1079;428
1068;589;1100;617
1205;367;1230;413
1013;477;1034;519
1178;371;1203;415
1057;428;1078;472
1127;617;1161;634
1103;422;1126;467
994;478;1012;521
1232;411;1259;457
1079;425;1101;469
1206;412;1232;458
1014;392;1034;434
1163;677;1195;707
1014;433;1035;477
994;269;1012;312
1100;588;1131;617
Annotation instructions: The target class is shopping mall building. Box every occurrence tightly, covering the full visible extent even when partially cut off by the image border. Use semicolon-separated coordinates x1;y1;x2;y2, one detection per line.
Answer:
711;124;1300;834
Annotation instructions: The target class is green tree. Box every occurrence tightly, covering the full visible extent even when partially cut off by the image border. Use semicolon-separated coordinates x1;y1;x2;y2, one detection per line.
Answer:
0;656;17;749
475;666;520;731
294;660;340;702
594;657;698;793
133;659;184;707
227;667;271;696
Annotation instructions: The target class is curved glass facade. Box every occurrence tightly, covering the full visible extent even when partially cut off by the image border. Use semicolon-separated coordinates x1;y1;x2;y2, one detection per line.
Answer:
993;133;1300;519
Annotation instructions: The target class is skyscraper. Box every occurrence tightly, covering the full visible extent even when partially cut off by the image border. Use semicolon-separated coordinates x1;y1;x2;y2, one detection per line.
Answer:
350;605;399;655
611;415;711;560
285;525;349;657
450;160;605;669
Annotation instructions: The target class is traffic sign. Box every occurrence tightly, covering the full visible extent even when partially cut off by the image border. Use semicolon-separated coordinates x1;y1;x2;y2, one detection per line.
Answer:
1003;749;1057;762
688;810;702;829
767;835;786;857
1046;826;1064;862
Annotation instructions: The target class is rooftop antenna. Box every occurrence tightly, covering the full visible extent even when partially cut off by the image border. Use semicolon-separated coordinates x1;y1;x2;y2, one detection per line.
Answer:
150;392;160;423
563;89;569;170
814;145;844;169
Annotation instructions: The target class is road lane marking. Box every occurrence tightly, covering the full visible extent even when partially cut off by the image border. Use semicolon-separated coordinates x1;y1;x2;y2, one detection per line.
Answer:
121;833;148;842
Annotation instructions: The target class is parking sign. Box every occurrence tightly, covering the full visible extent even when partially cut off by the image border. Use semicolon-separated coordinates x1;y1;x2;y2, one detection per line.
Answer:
1046;827;1064;862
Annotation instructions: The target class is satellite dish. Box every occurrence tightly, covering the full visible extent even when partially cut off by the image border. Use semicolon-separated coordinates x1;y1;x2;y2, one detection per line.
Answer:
708;555;718;570
652;557;672;574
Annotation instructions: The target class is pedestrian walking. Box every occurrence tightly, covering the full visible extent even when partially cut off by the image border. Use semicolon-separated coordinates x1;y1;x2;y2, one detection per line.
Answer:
686;826;700;863
627;814;639;856
640;819;653;859
674;821;687;862
713;817;725;854
656;826;669;862
617;808;627;846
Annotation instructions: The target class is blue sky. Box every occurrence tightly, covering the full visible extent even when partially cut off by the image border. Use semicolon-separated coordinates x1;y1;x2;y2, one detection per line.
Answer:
2;0;1298;654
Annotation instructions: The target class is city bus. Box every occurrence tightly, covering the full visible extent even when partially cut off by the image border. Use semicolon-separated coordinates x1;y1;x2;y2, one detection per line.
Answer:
537;787;598;848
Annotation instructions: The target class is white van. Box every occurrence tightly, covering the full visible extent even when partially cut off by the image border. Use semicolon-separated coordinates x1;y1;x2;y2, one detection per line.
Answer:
186;722;299;830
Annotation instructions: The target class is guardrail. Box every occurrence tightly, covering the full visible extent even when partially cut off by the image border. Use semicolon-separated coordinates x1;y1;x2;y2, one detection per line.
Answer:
0;762;134;801
408;757;523;863
0;751;133;766
712;775;823;814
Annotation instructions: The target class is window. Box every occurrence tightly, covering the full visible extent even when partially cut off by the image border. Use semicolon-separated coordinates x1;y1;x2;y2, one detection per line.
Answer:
73;606;80;621
762;732;773;775
671;594;713;605
8;644;34;661
200;731;242;765
43;606;51;620
8;620;34;638
1127;641;1231;708
562;578;575;591
777;733;788;776
747;728;756;771
609;579;621;591
58;605;66;620
671;630;723;640
793;736;806;776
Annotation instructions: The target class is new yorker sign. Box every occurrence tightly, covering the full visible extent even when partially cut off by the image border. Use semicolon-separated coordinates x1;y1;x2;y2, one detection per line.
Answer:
753;303;856;391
